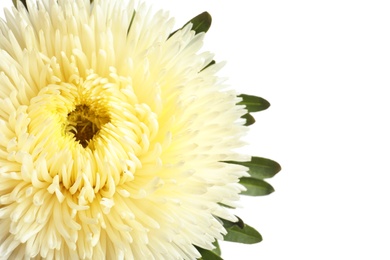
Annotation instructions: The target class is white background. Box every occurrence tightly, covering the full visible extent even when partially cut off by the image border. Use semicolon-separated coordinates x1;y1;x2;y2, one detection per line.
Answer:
2;0;390;259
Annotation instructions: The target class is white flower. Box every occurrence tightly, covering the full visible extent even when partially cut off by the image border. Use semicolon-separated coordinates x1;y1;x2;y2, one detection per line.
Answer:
0;0;249;259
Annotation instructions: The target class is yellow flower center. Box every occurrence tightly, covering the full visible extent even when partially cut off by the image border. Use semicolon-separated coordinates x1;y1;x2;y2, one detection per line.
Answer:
66;105;109;147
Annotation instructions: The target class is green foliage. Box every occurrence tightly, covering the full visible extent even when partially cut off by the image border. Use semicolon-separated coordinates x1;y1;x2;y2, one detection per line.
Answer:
239;177;274;196
222;216;245;229
211;240;221;256
226;156;281;180
12;0;27;8
170;11;212;38
200;60;216;72
196;246;223;260
187;11;212;34
224;157;280;196
238;94;270;112
225;224;263;244
242;113;255;126
237;94;270;126
196;240;222;260
127;11;136;34
222;218;263;244
196;217;263;258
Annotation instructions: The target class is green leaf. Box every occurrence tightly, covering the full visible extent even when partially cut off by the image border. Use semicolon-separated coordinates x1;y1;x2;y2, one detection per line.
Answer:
200;60;216;72
188;12;212;34
218;202;235;209
238;94;270;113
13;0;27;8
211;240;221;256
221;217;245;229
196;246;223;260
224;223;263;244
225;157;281;180
127;11;136;34
170;11;212;38
242;113;255;126
239;177;274;196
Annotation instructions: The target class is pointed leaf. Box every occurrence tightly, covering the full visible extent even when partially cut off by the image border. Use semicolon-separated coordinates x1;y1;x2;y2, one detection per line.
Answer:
200;60;216;72
218;202;235;209
189;12;212;34
226;157;281;179
242;113;255;126
127;11;136;34
221;217;245;229
239;177;274;196
170;12;212;38
13;0;27;8
238;94;270;112
211;240;221;256
224;223;263;244
196;246;223;260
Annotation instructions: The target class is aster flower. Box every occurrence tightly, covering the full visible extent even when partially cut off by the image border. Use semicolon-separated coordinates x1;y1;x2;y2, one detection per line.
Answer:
0;0;280;259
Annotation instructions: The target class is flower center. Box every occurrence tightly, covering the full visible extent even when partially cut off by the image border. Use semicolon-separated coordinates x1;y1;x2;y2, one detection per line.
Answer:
66;105;109;147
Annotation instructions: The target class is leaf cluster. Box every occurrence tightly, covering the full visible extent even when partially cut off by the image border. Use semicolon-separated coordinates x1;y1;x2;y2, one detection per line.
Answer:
178;11;281;260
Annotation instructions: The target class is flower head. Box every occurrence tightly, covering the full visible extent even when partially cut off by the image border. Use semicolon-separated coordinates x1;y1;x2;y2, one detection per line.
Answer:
0;0;249;258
